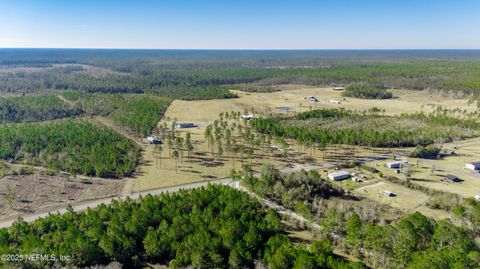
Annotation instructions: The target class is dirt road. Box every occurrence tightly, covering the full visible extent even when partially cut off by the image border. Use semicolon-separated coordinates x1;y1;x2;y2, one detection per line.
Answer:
0;178;233;229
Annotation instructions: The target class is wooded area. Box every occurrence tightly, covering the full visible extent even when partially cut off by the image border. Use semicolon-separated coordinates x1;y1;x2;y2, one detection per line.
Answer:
239;165;480;269
0;95;83;123
2;50;480;102
0;120;140;177
342;86;393;99
0;185;361;268
251;108;480;147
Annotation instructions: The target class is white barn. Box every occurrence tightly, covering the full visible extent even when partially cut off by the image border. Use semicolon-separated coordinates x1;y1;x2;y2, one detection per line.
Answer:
328;171;350;181
465;162;480;171
386;160;408;169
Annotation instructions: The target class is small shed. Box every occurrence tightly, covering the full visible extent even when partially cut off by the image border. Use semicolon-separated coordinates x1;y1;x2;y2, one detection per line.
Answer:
442;174;461;183
382;190;396;197
147;136;161;144
475;195;480;202
352;176;362;182
177;122;196;128
329;99;342;105
333;86;345;91
240;114;253;120
465;162;480;171
306;96;319;103
328;171;350;181
386;160;408;169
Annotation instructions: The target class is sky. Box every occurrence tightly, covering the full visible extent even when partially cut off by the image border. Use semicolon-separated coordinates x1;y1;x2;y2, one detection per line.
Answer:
1;0;479;49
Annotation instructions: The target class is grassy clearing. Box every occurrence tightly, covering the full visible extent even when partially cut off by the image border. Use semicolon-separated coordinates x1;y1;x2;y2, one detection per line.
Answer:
126;86;476;193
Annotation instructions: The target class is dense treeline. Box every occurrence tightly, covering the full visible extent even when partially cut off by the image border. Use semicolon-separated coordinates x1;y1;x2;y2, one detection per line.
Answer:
62;91;126;116
242;165;344;217
0;120;139;177
251;108;480;147
61;92;171;136
342;86;393;99
3;50;480;99
0;185;361;268
0;95;83;123
324;211;480;268
110;96;170;136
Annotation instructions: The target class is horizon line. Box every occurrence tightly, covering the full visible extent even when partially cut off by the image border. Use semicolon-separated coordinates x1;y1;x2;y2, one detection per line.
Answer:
1;47;480;51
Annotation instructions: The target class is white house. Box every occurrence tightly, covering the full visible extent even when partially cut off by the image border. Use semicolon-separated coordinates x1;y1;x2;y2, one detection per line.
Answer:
386;160;408;169
465;162;480;171
240;114;254;120
329;99;342;105
333;86;345;91
328;171;350;181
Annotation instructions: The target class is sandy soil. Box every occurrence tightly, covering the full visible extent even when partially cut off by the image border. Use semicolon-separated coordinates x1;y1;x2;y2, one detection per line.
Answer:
0;172;124;219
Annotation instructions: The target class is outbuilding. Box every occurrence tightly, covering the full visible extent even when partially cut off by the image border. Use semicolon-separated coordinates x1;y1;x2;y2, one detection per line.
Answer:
176;122;196;128
386;160;408;169
240;114;253;120
147;136;161;144
465;162;480;171
333;86;345;91
329;99;342;105
442;174;462;183
475;195;480;202
383;190;396;197
306;96;319;103
328;171;350;181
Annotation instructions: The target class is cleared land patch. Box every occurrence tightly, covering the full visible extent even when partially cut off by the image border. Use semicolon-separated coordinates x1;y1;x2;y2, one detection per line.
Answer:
0;172;124;219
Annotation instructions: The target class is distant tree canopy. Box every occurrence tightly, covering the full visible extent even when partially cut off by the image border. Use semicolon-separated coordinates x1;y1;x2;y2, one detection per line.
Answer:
0;95;83;123
3;51;480;100
0;120;140;177
342;85;393;99
0;185;361;269
251;108;480;148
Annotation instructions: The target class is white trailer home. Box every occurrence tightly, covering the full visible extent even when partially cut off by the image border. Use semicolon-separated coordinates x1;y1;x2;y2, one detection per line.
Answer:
386;160;408;169
328;171;350;181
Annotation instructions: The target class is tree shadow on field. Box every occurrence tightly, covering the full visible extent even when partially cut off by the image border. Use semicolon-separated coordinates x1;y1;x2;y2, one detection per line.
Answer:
410;177;435;183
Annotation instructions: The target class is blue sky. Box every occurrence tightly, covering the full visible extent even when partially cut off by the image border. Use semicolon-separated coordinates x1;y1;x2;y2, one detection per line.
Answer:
1;0;479;49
